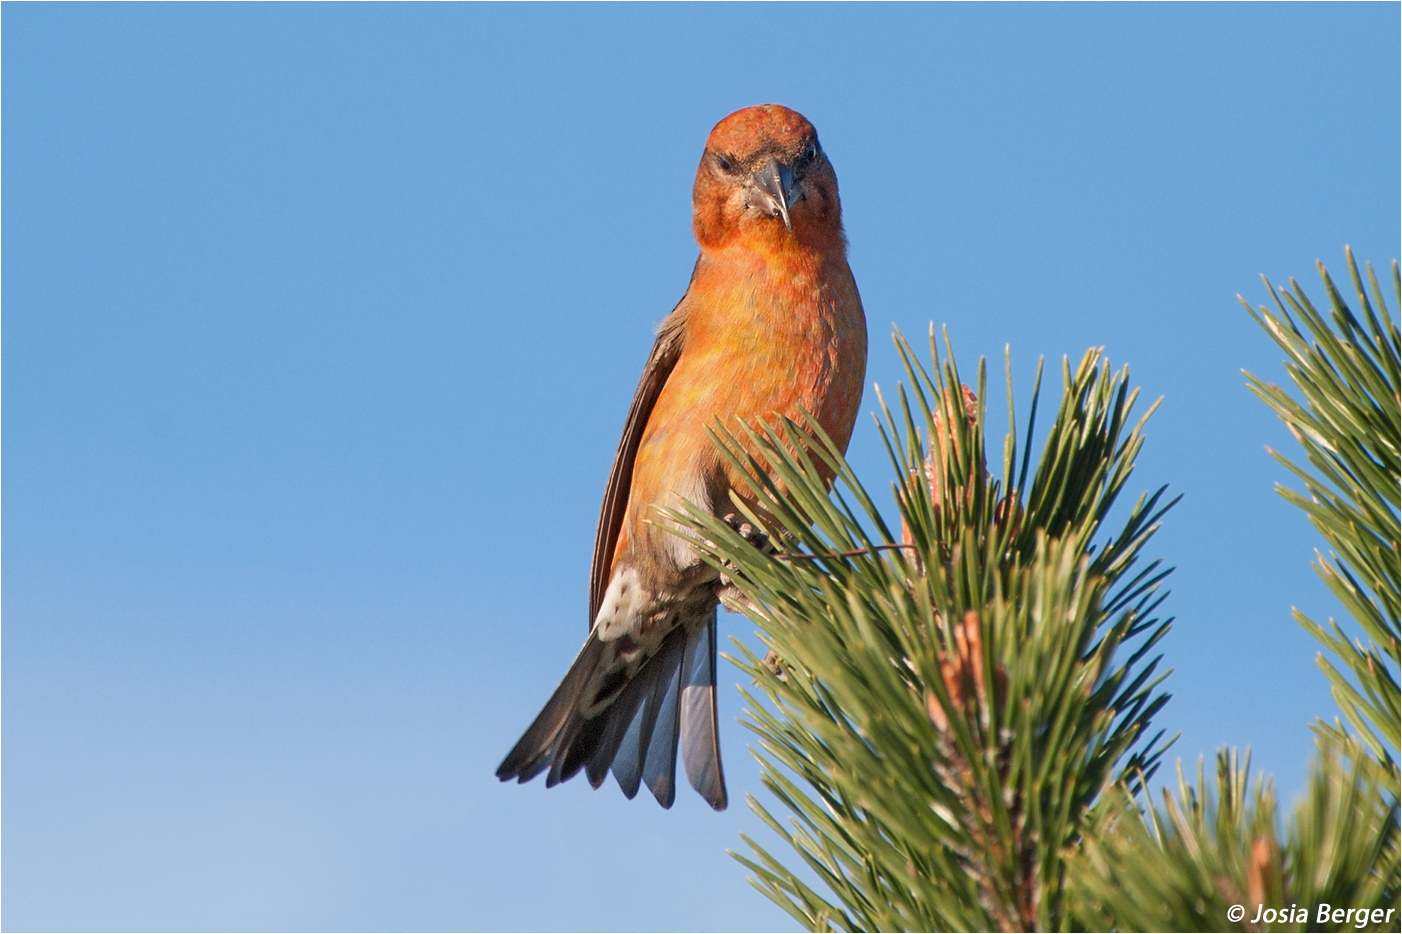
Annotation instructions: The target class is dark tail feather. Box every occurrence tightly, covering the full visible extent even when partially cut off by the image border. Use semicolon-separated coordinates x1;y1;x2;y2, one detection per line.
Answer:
611;634;681;799
546;710;605;788
590;626;686;792
680;615;728;810
496;618;728;811
496;636;606;784
641;643;684;808
582;630;679;789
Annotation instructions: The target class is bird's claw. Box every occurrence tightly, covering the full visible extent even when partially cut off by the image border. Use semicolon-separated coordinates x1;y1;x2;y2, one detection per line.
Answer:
717;512;777;585
716;514;779;609
719;584;758;615
721;513;777;555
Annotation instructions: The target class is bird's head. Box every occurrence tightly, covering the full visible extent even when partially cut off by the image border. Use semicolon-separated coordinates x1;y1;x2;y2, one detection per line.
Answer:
692;104;843;252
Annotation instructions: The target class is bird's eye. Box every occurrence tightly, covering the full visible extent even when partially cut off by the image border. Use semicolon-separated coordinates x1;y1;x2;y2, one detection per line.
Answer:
803;142;819;163
714;152;737;174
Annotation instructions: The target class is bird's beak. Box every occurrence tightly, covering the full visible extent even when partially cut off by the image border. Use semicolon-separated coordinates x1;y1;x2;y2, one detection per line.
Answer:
750;157;795;231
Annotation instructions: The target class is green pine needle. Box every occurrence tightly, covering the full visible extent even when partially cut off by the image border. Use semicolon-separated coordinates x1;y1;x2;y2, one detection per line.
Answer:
1242;247;1400;782
667;329;1175;931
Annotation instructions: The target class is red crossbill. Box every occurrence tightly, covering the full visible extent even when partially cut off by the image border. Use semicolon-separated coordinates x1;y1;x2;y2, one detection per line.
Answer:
496;104;867;810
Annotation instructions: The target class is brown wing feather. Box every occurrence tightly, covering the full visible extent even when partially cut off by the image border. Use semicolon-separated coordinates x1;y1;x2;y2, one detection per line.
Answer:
588;270;696;627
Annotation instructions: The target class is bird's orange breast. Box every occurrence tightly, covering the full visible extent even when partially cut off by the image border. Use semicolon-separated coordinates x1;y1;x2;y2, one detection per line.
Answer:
674;240;866;454
620;237;867;574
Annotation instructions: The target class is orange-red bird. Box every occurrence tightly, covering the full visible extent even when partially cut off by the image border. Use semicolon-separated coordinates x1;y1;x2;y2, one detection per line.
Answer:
496;105;867;810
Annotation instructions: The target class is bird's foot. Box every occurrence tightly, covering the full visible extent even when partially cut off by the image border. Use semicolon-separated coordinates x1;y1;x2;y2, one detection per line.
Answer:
718;584;759;615
716;513;779;614
720;513;778;555
717;513;777;584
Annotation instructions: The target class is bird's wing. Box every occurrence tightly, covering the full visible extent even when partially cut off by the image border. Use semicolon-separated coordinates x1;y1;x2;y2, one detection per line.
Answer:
588;275;694;628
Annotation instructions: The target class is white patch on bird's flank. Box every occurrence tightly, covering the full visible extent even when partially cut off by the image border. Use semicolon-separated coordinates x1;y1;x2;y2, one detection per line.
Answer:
594;567;646;641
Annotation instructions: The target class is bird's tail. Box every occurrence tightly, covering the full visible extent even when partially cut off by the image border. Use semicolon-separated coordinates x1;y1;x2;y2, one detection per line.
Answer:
495;614;727;811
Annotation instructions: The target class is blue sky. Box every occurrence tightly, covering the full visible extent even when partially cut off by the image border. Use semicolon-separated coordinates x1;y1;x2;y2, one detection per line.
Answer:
4;4;1397;931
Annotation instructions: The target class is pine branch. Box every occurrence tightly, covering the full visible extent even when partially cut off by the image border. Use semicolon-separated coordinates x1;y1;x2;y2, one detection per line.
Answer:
1064;248;1401;933
1067;742;1399;932
668;328;1174;931
1242;246;1400;782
